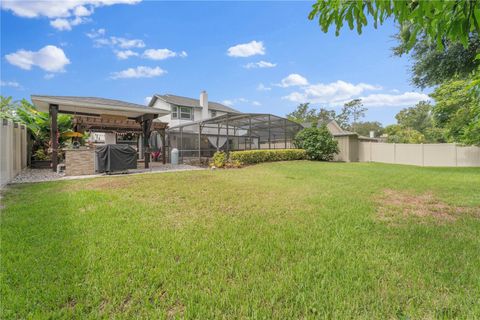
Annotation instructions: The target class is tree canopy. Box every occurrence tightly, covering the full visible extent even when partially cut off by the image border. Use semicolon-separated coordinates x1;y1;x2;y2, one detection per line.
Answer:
394;33;480;88
309;0;480;51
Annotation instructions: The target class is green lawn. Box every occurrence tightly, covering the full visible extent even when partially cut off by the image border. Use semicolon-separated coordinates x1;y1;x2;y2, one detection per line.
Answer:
1;162;479;319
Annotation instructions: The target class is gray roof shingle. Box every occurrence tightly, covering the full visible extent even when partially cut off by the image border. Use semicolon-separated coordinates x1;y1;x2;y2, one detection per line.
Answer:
153;94;241;114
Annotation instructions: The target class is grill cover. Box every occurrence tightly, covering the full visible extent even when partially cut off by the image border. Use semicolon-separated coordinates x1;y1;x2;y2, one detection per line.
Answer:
95;144;137;173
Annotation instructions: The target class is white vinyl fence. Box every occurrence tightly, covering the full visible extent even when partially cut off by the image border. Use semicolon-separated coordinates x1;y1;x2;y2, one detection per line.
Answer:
1;119;28;187
358;142;480;167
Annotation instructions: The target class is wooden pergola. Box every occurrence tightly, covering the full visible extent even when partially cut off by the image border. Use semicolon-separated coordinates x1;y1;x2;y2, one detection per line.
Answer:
31;95;169;171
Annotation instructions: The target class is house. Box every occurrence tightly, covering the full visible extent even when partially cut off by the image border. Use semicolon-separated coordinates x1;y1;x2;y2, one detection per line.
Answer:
148;91;240;127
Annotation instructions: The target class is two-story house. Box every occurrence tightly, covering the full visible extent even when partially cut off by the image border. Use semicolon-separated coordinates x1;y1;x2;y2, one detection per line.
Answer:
147;91;241;127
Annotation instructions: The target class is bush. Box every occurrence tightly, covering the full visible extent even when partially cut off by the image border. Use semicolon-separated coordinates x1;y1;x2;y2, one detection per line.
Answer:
294;126;338;161
230;149;307;165
211;151;227;168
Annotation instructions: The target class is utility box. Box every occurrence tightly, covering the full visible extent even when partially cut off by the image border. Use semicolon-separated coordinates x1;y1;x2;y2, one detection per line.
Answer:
171;148;179;165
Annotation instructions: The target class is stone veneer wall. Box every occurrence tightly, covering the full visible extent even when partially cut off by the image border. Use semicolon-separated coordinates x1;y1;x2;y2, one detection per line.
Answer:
65;148;95;176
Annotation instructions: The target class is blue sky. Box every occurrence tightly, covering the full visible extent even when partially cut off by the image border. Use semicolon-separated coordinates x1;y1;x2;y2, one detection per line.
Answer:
1;1;431;125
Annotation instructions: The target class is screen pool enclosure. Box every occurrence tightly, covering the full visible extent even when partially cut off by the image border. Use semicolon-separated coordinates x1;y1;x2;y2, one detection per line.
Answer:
167;113;304;164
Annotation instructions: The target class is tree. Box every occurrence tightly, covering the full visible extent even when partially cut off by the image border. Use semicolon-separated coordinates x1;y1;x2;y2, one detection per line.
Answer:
308;1;480;52
336;99;367;131
294;125;339;161
394;33;480;88
286;103;319;124
395;101;433;133
430;78;480;145
385;125;426;144
286;103;336;125
353;121;384;137
0;96;73;156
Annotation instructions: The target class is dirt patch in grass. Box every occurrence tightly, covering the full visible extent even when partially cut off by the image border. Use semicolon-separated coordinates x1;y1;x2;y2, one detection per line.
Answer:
167;300;185;319
78;178;132;191
376;189;479;224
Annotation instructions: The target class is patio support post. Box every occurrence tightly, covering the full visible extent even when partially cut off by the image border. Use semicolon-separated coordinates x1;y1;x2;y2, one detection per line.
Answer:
284;119;287;149
138;114;156;169
142;120;152;169
161;130;166;164
226;115;230;154
216;123;220;151
249;116;252;150
49;104;59;171
180;127;183;163
198;123;202;162
268;114;271;149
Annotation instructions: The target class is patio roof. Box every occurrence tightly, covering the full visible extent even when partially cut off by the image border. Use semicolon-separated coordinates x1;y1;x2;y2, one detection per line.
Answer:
31;95;169;119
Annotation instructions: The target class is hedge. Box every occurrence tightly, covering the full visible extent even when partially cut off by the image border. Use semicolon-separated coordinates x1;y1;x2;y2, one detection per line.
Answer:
229;149;307;165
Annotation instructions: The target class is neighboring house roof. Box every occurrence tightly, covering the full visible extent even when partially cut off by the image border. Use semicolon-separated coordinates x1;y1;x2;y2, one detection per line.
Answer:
31;95;166;118
149;94;241;114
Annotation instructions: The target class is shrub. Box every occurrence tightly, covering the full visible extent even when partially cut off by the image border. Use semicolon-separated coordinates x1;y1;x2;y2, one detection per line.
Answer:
230;149;306;165
211;151;227;168
33;149;49;161
294;126;338;161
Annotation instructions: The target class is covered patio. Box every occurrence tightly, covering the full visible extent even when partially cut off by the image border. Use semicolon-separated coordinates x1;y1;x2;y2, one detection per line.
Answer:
31;95;170;173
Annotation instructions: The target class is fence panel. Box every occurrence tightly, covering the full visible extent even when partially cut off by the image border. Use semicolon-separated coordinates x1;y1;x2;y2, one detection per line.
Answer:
457;146;480;167
0;119;28;187
358;142;480;167
395;144;423;166
371;143;395;163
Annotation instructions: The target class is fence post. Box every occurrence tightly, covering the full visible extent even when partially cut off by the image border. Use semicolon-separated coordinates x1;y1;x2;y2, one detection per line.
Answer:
421;143;424;166
393;143;396;164
455;143;458;167
369;141;372;162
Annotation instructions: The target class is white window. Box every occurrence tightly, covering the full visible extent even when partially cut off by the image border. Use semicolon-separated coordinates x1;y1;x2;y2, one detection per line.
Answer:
172;106;193;120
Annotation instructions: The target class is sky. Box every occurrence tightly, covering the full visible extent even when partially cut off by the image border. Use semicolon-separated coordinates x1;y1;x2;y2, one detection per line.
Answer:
1;1;432;125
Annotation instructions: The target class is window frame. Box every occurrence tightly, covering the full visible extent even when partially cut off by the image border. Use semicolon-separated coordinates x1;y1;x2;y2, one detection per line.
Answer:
171;105;193;120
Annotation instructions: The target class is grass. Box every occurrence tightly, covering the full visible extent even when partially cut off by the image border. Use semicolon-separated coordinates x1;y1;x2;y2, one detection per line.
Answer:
1;161;479;319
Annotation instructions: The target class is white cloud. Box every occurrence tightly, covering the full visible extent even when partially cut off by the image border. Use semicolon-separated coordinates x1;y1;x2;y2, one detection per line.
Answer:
244;60;276;69
0;80;21;88
92;35;145;48
142;48;187;60
44;73;55;80
110;66;166;79
1;0;141;30
86;28;106;39
115;50;138;60
280;78;425;107
227;40;265;57
282;80;382;104
5;45;70;72
360;92;431;107
222;99;234;107
144;96;152;105
278;74;309;88
50;16;86;31
222;98;260;107
257;83;271;91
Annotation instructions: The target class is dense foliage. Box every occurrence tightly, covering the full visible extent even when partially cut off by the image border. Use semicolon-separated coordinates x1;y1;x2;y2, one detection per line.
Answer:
1;96;73;159
384;125;426;144
309;0;480;51
353;121;384;137
430;78;480;145
294;126;338;161
286;99;367;132
211;151;228;168
229;149;307;165
394;33;480;88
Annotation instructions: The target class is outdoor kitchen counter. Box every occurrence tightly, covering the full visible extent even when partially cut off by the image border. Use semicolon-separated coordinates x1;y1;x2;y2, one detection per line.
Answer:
64;147;95;176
